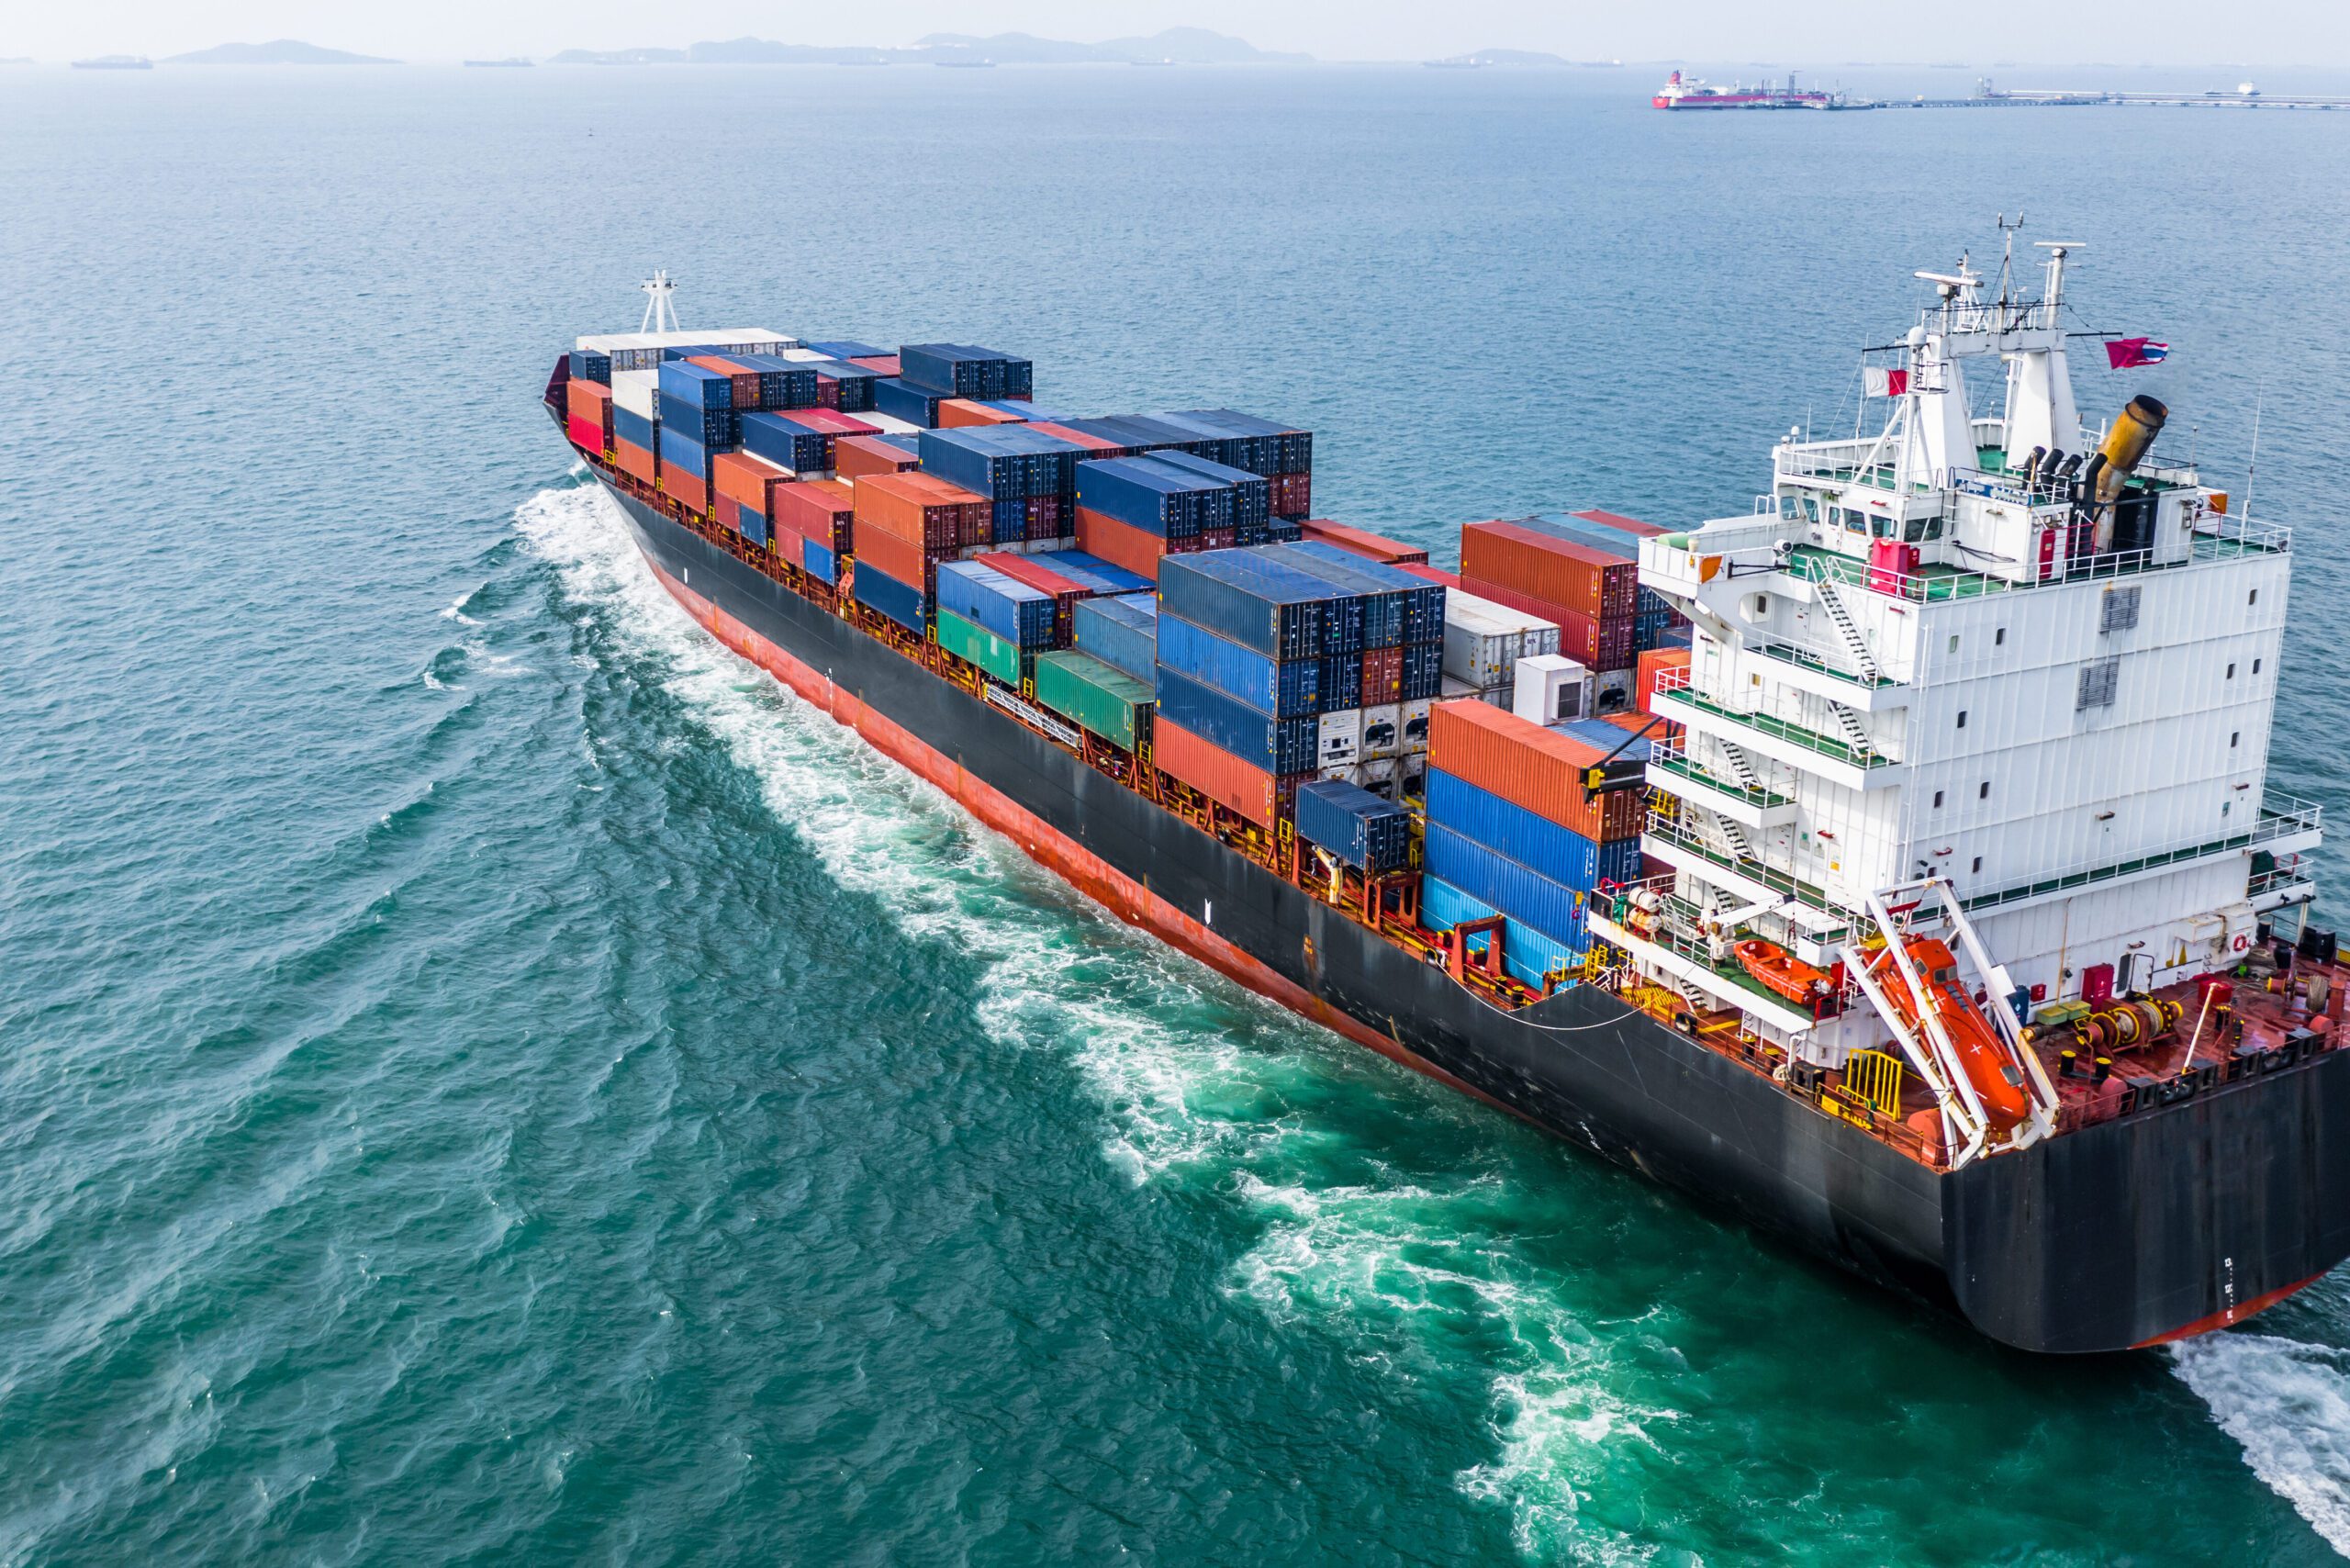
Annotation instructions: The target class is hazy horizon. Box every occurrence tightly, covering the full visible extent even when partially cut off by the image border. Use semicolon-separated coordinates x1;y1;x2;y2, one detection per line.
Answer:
6;1;2344;69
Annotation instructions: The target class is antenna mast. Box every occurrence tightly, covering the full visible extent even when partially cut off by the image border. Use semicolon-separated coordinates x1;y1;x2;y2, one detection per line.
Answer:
640;270;681;334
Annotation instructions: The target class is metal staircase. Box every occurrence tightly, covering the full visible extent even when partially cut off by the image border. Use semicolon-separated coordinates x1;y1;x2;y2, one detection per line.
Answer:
1812;577;1882;682
1827;701;1874;757
1710;811;1756;863
1716;740;1763;792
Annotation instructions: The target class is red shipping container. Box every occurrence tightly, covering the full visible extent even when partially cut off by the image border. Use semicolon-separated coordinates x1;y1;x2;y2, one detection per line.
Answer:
1397;564;1460;589
1359;644;1404;706
566;412;606;452
856;473;981;554
767;521;806;572
1157;719;1297;829
977;551;1087;604
773;479;855;554
613;438;658;487
686;355;761;410
1299;518;1428;566
1460;521;1637;621
1078;507;1167;582
849;355;901;376
1637;645;1692;718
712;449;793;514
1024;494;1063;542
1270;472;1312;518
1427;700;1646;843
663;467;709;517
834;434;920;478
712;495;748;538
811;378;840;410
1570;508;1665;539
938;398;1025;429
1024;420;1123;454
566;376;614;436
856;524;934;596
1200;525;1237;550
789;408;880;438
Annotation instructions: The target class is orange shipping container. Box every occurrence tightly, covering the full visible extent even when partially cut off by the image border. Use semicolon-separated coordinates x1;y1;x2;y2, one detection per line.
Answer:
1076;506;1167;582
712;449;793;513
1427;700;1646;843
612;438;657;487
663;467;709;517
855;473;985;552
1157;720;1293;829
1637;645;1692;719
1459;521;1637;621
1298;518;1430;566
855;524;933;596
1570;507;1665;538
565;376;614;431
937;398;1025;429
834;434;921;479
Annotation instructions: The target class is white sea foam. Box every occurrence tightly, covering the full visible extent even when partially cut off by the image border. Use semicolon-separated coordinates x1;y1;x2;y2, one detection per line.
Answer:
440;588;483;626
511;485;1673;1561
2174;1333;2350;1556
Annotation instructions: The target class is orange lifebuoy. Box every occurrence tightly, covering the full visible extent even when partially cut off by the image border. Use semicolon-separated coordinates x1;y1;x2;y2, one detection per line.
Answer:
2232;934;2251;953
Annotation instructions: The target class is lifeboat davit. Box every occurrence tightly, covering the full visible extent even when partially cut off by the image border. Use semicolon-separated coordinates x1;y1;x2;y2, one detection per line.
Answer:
1867;936;2031;1124
1734;938;1837;1005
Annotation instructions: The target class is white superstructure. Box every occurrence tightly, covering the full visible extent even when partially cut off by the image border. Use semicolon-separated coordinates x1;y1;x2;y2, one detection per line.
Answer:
1602;238;2319;1154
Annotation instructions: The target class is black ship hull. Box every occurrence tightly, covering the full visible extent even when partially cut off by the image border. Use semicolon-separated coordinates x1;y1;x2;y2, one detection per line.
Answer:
588;473;2350;1354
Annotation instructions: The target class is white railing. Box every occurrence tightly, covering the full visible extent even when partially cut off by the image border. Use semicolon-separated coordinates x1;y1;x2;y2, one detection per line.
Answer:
1958;795;2322;913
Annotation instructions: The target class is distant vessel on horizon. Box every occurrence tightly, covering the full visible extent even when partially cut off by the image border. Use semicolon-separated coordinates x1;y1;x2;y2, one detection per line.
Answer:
464;58;532;68
72;55;152;70
1652;68;1863;110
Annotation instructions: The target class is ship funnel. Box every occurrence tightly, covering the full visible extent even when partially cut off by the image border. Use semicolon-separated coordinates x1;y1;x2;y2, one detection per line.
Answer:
2094;395;2168;505
2020;444;2048;486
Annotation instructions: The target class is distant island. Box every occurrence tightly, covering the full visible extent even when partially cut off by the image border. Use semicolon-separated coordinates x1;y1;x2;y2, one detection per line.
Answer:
0;56;34;66
1424;49;1619;68
162;39;397;66
550;28;1308;67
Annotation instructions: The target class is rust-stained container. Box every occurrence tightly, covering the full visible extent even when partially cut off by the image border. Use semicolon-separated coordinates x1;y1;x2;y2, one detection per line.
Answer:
834;433;921;479
1460;521;1638;621
938;398;1026;429
856;523;935;596
1298;518;1429;565
1077;506;1168;582
1427;700;1645;843
1157;719;1299;829
712;449;793;514
686;354;762;409
849;354;901;377
663;466;709;517
774;478;855;554
613;437;658;487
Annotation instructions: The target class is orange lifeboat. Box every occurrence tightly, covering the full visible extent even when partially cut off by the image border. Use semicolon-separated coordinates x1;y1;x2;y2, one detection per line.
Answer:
1866;937;2031;1124
1734;938;1837;1006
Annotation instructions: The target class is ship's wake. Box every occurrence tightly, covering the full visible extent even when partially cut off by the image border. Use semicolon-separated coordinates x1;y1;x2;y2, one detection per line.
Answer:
2174;1330;2350;1557
512;485;1669;1562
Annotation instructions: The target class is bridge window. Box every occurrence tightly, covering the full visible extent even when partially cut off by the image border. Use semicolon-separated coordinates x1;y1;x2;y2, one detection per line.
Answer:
1933;790;1944;808
2255;658;2263;674
1956;709;1968;730
1972;857;1983;874
1979;781;1990;800
1995;627;2007;646
2232;731;2241;748
2078;657;2120;710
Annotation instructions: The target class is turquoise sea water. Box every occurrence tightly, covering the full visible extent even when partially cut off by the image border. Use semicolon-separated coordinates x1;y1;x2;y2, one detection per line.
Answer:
7;62;2350;1564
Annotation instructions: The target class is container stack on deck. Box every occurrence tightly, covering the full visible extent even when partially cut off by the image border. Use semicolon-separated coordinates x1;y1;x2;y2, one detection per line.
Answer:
1455;510;1689;715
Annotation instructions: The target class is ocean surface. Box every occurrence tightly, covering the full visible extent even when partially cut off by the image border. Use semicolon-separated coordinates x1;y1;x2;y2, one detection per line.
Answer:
6;59;2350;1565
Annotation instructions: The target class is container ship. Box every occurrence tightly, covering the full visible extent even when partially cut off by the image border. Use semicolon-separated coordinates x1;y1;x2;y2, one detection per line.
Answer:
543;249;2350;1354
1652;69;1847;109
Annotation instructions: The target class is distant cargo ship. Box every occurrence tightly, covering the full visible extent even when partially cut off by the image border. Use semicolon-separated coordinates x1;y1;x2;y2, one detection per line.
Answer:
1652;69;1854;109
544;247;2350;1354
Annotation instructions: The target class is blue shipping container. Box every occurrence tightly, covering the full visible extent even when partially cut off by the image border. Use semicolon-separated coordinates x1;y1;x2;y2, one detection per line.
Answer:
1154;668;1317;774
872;377;945;429
568;350;611;385
739;411;828;475
1403;641;1445;701
1425;770;1641;890
1282;541;1447;644
1422;826;1592;953
1072;593;1157;685
806;339;887;360
1075;456;1233;538
657;424;711;480
740;511;771;550
1293;779;1409;872
935;561;1057;649
1035;551;1152;597
1155;613;1320;718
657;361;733;411
613;405;655;451
852;560;928;634
725;354;820;411
804;540;837;585
1216;551;1367;657
1157;553;1328;661
1418;878;1583;992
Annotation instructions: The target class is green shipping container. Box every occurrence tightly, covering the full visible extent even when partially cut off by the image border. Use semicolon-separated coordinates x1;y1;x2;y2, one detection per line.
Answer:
936;607;1028;687
1035;650;1156;753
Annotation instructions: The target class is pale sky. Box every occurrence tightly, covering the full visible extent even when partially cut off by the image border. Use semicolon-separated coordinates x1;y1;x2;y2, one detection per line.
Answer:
3;0;2338;67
